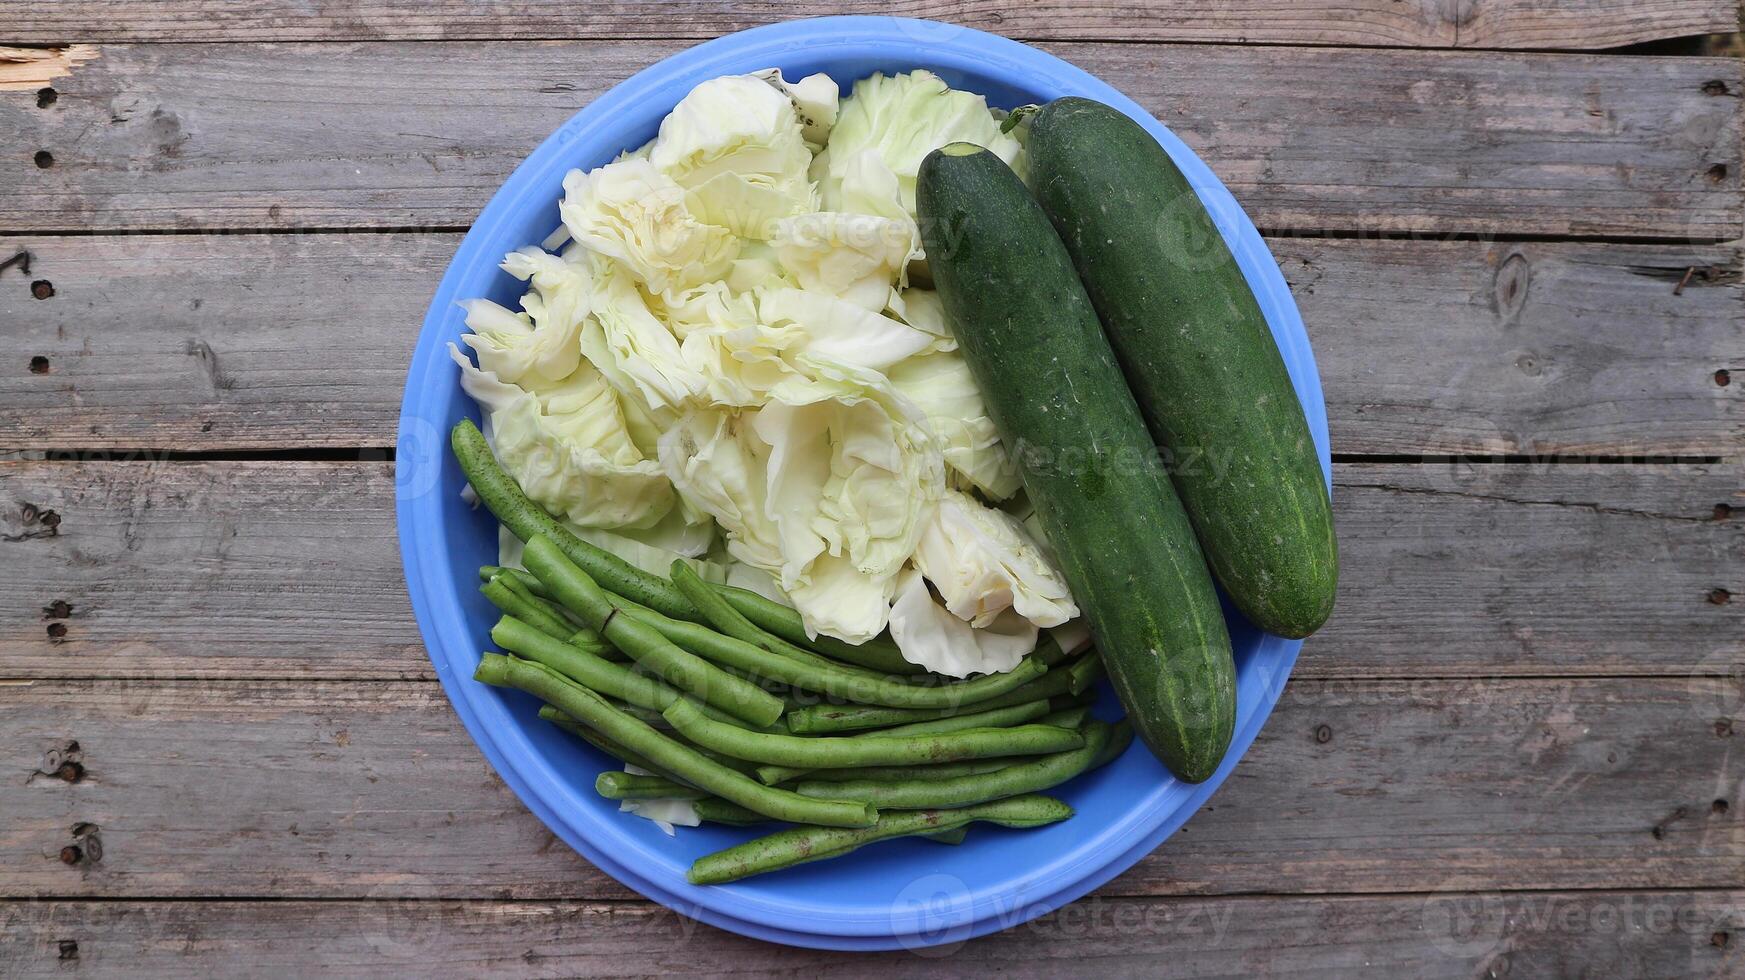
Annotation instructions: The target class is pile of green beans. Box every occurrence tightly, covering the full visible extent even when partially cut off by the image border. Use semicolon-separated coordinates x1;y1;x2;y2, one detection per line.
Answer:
451;419;1133;884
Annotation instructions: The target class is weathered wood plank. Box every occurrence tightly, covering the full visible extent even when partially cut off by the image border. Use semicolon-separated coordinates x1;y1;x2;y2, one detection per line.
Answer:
1;234;1737;455
1460;1;1742;51
0;460;1738;680
2;893;1740;978
3;676;1740;900
4;1;1736;50
0;42;1736;237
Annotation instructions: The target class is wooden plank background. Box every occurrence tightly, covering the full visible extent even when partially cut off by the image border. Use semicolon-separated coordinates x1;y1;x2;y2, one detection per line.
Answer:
1;235;1739;456
4;893;1739;978
5;676;1741;899
3;1;1736;49
0;1;1740;975
0;42;1738;238
0;460;1738;681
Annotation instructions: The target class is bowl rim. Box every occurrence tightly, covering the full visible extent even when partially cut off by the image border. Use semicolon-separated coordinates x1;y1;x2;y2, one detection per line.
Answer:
396;14;1327;950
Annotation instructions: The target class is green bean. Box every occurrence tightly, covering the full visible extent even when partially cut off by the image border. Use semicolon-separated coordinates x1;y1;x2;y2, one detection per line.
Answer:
522;535;784;728
596;771;705;801
665;698;1082;772
480;557;922;679
797;756;1031;784
1089;719;1134;768
1069;651;1106;696
474;654;875;827
925;827;969;846
493;615;672;713
539;707;672;777
709;583;924;675
454;420;696;617
607;587;1046;710
457;421;920;675
481;564;548;598
1036;704;1091;730
686;795;1074;884
481;577;575;641
791;721;1119;809
784;657;1088;734
539;705;759;775
607;591;863;676
499;572;587;631
755;699;1057;785
671;560;804;654
690;798;770;826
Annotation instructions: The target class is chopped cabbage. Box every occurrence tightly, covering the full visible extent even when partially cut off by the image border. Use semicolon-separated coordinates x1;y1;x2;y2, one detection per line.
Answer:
658;409;788;572
753;69;841;148
449;343;675;529
812;70;1022;226
772;212;912;310
884;288;954;351
454;247;590;389
912;489;1078;629
458;67;1075;671
888;567;1036;677
587;257;707;412
887;351;1020;500
559;157;738;293
758;287;935;373
652;75;816;240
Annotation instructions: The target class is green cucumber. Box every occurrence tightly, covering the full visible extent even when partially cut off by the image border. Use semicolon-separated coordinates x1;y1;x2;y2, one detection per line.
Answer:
916;142;1235;783
1028;98;1338;638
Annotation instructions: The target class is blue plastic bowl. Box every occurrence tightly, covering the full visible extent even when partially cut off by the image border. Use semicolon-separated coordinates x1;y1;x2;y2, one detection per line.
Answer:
396;15;1328;950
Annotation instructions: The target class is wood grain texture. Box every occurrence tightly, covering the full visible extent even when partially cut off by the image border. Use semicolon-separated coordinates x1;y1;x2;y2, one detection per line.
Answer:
2;893;1740;978
4;1;1736;49
0;460;1738;680
2;676;1740;901
0;42;1737;237
0;234;1737;455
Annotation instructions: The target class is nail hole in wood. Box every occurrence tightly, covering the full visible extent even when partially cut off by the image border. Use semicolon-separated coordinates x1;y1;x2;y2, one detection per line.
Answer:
1717;504;1735;520
57;940;78;961
29;355;49;374
43;599;72;618
31;280;54;300
1717;718;1734;737
1707;588;1732;605
1703;79;1731;96
1714;932;1731;949
46;622;67;642
1707;163;1729;183
1717;369;1732;387
58;845;81;865
1714;799;1730;815
37;87;58;109
1314;724;1332;744
33;150;53;169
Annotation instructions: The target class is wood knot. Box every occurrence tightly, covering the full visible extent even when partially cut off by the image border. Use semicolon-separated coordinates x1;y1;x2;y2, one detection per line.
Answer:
1314;724;1333;744
1491;252;1530;322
